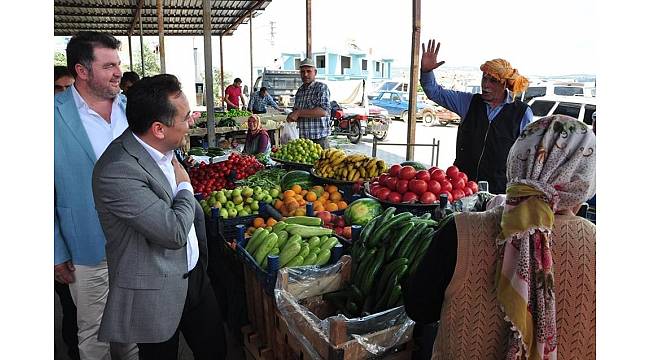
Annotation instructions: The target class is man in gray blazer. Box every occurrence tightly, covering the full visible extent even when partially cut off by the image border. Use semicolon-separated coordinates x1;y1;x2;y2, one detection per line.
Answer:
92;74;226;359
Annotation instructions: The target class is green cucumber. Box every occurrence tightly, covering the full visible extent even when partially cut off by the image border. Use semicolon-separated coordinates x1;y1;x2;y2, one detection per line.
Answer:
386;285;402;308
272;221;287;233
315;249;331;265
385;222;414;260
283;234;302;251
353;248;377;286
405;228;435;264
375;264;407;311
276;230;289;249
246;229;269;254
377;258;409;297
298;243;310;259
285;255;304;267
360;247;385;296
395;222;428;261
284;216;322;226
360;207;395;244
285;224;333;238
279;240;302;267
322;237;339;251
310;247;321;255
349;284;364;304
369;212;413;248
254;233;278;265
308;236;321;248
319;235;330;244
419;212;432;220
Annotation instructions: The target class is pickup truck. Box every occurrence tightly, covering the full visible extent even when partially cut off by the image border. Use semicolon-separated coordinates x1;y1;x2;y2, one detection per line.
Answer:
369;90;460;126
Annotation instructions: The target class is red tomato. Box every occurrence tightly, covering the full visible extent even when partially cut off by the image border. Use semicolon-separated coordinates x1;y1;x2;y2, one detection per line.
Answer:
396;179;410;194
427;180;442;195
451;177;466;190
387;191;402;203
370;184;382;195
378;174;390;186
398;166;417;180
466;181;479;194
446;166;459;179
420;192;437;204
427;166;440;175
451;188;466;201
431;169;447;183
376;187;392;201
408;179;428;195
440;180;453;193
401;192;419;203
457;172;468;184
463;187;473;196
385;177;398;191
389;164;402;177
415;170;431;182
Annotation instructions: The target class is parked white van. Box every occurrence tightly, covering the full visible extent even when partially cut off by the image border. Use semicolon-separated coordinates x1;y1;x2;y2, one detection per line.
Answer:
520;82;595;103
527;95;596;126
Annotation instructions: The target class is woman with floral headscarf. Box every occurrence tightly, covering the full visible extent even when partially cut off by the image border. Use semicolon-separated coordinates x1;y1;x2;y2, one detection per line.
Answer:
243;115;271;155
404;115;596;360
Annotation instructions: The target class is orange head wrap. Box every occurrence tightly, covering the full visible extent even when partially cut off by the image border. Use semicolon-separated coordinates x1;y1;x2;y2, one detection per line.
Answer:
480;58;529;96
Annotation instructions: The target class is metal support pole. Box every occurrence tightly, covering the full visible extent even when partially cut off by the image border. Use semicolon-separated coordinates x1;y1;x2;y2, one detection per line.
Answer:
249;13;254;94
430;138;436;167
406;0;421;161
139;14;145;76
306;0;312;58
128;35;133;71
157;0;166;73
372;136;378;158
202;0;216;147
220;36;225;109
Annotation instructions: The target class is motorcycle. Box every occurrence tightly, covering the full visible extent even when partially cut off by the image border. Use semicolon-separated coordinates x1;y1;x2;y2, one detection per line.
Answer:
329;101;391;144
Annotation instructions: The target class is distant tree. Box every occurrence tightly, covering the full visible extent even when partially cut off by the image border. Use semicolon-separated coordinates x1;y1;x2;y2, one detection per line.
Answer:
127;42;161;77
212;68;233;106
54;51;66;66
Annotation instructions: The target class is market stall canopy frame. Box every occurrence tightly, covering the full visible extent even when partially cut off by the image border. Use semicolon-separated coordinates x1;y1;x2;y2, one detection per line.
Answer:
54;0;272;36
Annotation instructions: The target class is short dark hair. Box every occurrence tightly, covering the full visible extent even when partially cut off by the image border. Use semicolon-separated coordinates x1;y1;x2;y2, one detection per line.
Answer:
126;74;182;135
234;78;242;84
120;71;140;87
54;66;72;82
66;31;121;78
259;86;268;94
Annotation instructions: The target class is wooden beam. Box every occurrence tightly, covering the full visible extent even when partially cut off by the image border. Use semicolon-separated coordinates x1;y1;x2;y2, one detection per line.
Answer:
306;0;312;58
249;13;254;93
128;35;133;71
54;19;237;25
139;14;145;76
406;0;421;161
55;4;261;11
202;0;216;147
128;0;145;37
220;36;225;109
157;0;166;73
222;0;265;35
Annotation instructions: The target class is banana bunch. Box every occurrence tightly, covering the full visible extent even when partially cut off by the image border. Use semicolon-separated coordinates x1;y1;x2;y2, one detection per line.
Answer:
314;149;388;182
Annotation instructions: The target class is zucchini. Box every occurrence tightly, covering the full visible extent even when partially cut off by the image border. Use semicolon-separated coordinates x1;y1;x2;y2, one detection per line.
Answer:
284;216;322;227
283;234;302;251
303;252;318;266
298;243;310;259
254;233;278;265
369;212;413;248
245;228;268;254
315;249;331;265
321;237;339;251
276;230;289;249
272;221;288;233
262;247;280;270
279;241;302;267
307;236;321;248
285;255;304;267
285;224;333;238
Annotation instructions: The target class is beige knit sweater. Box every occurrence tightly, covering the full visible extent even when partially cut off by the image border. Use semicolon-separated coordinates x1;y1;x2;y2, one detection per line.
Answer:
431;208;596;360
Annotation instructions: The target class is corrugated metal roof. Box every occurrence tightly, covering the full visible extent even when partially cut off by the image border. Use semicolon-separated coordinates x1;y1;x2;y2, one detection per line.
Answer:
54;0;272;36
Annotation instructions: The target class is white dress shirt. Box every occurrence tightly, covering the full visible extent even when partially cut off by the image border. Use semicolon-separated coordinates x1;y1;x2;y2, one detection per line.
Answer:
133;134;200;272
71;85;129;160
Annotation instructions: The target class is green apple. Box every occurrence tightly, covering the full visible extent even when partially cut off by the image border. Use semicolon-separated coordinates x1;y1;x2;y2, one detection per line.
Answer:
270;189;279;198
200;199;208;207
251;201;259;211
232;188;242;198
245;197;254;204
219;208;229;219
242;187;254;197
244;205;251;213
254;186;263;194
225;189;233;198
238;209;249;217
254;192;265;201
225;201;235;209
207;197;217;207
235;204;244;212
214;201;222;209
233;195;244;205
263;195;273;203
217;194;227;204
227;208;238;218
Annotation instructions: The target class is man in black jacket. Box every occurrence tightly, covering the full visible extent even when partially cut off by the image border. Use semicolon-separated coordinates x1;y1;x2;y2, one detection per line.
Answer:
419;38;534;194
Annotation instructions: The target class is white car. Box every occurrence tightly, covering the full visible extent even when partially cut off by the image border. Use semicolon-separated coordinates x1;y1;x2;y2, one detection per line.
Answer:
527;95;596;127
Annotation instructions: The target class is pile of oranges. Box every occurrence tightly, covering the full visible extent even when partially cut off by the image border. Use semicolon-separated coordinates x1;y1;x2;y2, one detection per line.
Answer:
245;216;278;237
273;184;348;217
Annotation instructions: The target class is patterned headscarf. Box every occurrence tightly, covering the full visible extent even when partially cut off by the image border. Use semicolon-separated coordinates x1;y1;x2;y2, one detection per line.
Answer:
496;115;596;360
480;59;530;96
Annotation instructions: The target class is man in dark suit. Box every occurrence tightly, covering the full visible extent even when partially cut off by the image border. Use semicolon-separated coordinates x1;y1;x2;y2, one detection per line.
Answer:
92;74;227;359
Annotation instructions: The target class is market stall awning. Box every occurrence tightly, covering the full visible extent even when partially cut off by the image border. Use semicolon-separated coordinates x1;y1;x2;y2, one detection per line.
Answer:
54;0;272;36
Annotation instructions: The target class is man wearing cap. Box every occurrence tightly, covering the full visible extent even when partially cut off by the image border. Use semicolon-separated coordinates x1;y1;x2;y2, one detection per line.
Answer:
287;58;331;148
420;38;533;194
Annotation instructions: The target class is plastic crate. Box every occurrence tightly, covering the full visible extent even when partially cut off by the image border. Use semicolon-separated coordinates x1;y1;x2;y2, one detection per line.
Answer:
206;201;271;243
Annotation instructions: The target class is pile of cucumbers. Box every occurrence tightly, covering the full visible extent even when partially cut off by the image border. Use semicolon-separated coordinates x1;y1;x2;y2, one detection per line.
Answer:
243;216;342;270
324;207;455;318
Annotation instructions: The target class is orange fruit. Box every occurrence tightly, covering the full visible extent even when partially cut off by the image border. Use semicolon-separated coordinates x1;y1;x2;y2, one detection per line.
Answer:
288;209;296;217
283;190;296;198
294;208;306;216
287;201;300;212
320;192;330;200
313;202;325;212
327;185;339;194
291;184;302;194
274;200;284;210
253;217;265;228
300;189;308;196
329;192;342;202
337;201;348;210
298;199;306;206
326;202;339;212
294;194;304;202
305;192;318;202
266;218;278;227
